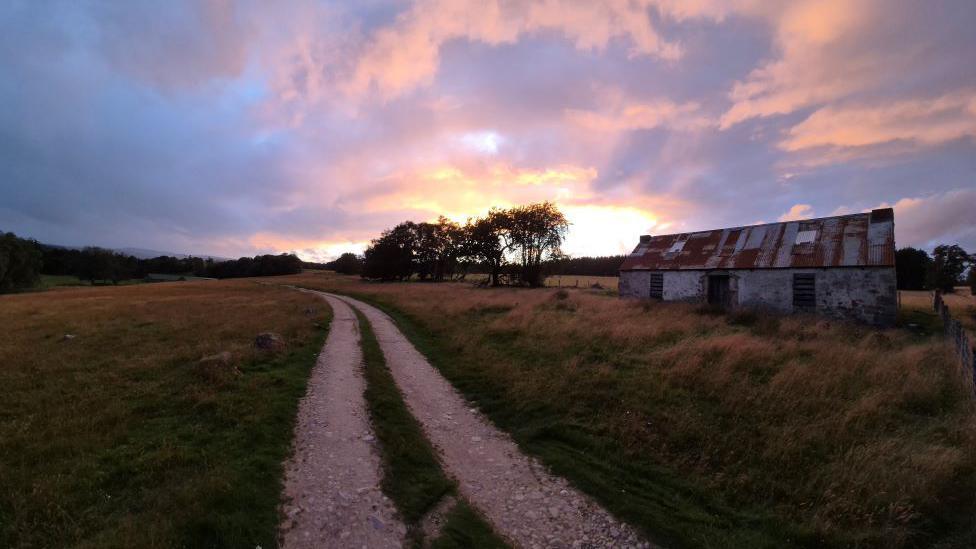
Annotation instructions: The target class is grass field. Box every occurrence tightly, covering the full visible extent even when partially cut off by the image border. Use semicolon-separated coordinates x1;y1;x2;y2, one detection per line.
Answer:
544;274;618;290
0;280;328;548
37;274;148;288
900;288;976;337
464;273;619;290
285;272;976;548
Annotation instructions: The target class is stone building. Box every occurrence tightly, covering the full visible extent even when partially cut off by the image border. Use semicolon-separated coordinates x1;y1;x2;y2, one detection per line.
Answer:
619;208;897;326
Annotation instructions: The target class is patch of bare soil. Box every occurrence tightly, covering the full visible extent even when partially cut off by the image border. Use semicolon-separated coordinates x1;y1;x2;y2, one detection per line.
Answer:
334;293;652;549
279;293;405;548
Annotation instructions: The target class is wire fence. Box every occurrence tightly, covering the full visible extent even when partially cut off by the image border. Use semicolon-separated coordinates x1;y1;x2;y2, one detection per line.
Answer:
934;290;976;394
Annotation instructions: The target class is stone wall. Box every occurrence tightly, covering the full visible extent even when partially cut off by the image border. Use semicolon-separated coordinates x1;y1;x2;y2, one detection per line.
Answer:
619;267;897;326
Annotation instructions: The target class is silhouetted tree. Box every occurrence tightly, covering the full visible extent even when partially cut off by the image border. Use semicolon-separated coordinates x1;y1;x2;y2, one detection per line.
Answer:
507;202;569;287
929;244;970;292
362;222;417;281
463;210;511;286
326;252;363;275
0;232;42;292
413;217;463;281
895;247;931;290
547;255;628;277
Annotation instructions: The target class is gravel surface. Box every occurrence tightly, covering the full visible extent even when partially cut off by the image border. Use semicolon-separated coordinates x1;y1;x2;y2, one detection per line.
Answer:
279;293;405;548
332;293;653;549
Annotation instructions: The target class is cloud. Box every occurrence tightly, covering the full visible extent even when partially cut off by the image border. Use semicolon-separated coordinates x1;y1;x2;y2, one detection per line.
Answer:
782;92;976;151
565;99;712;133
883;188;976;251
1;0;974;263
778;204;815;222
339;0;722;99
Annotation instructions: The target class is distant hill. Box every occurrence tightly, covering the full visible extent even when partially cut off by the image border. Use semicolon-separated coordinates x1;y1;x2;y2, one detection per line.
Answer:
41;242;228;262
115;247;229;261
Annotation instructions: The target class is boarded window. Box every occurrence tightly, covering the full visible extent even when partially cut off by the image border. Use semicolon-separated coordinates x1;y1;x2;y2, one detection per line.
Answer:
793;273;816;309
649;273;664;299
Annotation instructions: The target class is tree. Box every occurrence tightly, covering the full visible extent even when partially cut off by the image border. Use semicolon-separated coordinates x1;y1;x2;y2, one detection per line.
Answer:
506;202;569;287
76;247;119;284
895;247;931;290
463;209;512;286
968;264;976;296
362;222;417;281
327;253;363;275
0;232;42;292
929;244;970;292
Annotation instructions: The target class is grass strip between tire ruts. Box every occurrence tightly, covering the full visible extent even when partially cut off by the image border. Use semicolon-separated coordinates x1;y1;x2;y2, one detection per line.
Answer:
353;307;508;548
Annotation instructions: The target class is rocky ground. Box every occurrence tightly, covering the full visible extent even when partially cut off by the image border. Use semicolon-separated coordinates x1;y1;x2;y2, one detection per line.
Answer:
279;293;405;548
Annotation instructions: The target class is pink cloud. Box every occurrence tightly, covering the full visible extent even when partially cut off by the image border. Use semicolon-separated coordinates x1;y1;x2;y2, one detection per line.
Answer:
777;204;815;221
882;189;976;250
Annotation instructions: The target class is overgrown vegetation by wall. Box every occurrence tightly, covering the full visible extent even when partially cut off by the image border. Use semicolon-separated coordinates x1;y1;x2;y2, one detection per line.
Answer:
284;272;976;548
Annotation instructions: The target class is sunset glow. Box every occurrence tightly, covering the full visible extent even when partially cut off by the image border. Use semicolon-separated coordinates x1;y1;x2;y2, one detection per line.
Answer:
1;1;974;260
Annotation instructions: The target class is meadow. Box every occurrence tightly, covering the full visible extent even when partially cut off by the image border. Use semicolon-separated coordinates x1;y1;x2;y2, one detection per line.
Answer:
284;271;976;548
900;288;976;337
0;281;327;548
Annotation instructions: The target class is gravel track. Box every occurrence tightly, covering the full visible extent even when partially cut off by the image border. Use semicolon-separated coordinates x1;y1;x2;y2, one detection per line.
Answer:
279;293;405;548
331;293;652;549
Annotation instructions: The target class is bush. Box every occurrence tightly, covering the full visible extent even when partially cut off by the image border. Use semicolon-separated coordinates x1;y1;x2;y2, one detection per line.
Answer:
0;232;42;292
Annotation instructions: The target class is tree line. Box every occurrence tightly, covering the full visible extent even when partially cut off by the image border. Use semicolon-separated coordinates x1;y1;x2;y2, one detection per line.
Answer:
0;231;303;291
896;245;974;292
354;202;570;287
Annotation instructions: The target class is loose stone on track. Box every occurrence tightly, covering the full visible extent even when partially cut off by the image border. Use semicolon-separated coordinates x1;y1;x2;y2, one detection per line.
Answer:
279;293;405;548
332;293;652;549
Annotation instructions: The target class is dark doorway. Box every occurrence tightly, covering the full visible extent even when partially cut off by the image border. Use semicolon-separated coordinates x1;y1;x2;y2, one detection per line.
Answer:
707;275;731;307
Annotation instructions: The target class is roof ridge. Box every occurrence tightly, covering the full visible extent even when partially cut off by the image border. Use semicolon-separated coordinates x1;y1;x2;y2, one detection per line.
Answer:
647;211;879;240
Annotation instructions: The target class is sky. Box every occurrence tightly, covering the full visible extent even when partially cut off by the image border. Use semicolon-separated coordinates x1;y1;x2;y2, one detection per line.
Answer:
1;0;974;262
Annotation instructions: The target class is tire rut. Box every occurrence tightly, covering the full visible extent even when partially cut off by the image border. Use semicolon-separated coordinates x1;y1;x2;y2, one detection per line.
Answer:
279;293;405;548
331;293;652;549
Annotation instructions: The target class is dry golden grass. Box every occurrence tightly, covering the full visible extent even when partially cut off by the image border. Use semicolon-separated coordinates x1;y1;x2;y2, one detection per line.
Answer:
0;280;327;548
283;272;976;547
455;273;619;290
901;288;976;337
544;274;618;290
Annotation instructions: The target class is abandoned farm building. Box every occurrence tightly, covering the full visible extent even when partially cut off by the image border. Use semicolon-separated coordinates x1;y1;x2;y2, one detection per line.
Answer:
619;208;897;326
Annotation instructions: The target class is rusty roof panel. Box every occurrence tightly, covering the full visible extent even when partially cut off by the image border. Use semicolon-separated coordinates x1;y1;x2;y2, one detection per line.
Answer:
620;209;895;271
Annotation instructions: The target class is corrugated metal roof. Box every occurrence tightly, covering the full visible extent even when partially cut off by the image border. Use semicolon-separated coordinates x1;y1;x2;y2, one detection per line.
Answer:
620;208;895;271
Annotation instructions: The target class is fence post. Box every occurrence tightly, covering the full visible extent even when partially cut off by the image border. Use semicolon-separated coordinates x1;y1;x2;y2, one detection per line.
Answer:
972;344;976;394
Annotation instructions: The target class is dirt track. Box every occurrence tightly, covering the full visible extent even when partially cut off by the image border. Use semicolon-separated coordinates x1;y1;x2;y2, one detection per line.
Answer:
279;293;404;548
331;293;651;549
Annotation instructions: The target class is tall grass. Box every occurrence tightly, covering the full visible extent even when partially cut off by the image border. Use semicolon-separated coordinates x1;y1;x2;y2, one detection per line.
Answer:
285;272;976;548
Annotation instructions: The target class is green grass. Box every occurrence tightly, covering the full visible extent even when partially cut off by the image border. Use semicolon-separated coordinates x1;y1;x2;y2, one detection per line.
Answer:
345;291;829;548
354;307;508;548
356;308;454;523
35;274;147;289
430;501;509;549
0;281;329;548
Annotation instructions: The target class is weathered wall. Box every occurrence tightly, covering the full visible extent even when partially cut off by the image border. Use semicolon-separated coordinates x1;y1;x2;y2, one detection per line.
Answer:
619;270;705;301
619;267;897;326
